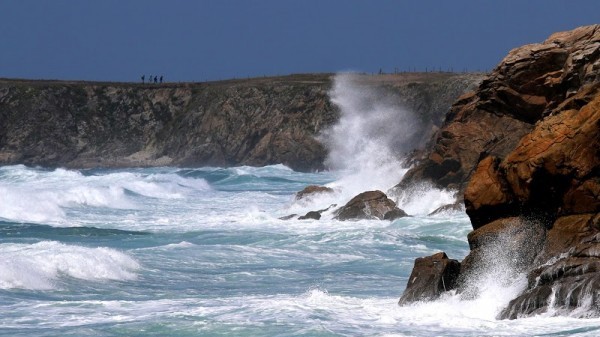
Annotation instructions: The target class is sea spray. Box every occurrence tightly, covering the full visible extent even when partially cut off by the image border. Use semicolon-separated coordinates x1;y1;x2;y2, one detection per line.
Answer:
297;73;457;215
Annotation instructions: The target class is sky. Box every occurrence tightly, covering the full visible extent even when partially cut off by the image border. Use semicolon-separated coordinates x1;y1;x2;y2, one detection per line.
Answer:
0;1;598;82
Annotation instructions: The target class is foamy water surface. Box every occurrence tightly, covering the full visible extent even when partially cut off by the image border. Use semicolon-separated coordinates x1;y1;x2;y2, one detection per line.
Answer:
1;164;599;337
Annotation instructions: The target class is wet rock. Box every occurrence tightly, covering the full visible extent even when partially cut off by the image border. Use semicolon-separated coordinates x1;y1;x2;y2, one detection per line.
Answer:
295;185;334;201
428;201;464;216
383;208;408;220
498;214;600;319
278;214;297;220
334;190;406;221
298;211;321;220
282;204;337;221
399;252;461;304
401;25;600;319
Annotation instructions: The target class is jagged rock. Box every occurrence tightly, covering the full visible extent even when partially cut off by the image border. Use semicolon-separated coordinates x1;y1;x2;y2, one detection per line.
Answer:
458;217;547;296
499;214;600;319
464;156;516;229
298;211;321;220
400;25;600;319
399;252;460;304
334;190;406;221
398;24;600;195
295;185;334;200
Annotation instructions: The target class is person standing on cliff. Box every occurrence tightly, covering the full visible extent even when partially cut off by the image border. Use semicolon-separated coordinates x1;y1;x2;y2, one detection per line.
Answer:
154;76;158;84
141;75;145;84
159;75;163;84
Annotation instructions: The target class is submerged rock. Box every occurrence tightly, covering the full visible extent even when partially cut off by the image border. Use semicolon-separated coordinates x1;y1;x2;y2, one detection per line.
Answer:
398;252;460;304
334;190;407;221
298;211;321;220
278;214;297;220
281;204;337;221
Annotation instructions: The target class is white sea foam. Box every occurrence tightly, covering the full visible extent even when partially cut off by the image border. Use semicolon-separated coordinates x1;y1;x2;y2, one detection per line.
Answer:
391;182;458;216
3;288;600;335
0;165;210;225
0;241;140;290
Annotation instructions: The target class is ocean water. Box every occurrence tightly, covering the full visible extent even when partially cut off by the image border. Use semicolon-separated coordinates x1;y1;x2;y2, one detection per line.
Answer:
1;164;599;337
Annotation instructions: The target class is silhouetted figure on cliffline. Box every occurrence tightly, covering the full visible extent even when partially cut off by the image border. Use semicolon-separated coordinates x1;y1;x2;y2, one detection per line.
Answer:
159;75;163;84
141;75;145;83
154;76;158;84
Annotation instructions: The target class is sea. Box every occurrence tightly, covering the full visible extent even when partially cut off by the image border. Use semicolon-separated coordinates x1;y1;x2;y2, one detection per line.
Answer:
1;74;599;336
1;164;599;337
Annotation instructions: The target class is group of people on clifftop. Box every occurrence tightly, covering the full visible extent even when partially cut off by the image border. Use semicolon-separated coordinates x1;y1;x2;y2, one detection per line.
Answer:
141;75;163;84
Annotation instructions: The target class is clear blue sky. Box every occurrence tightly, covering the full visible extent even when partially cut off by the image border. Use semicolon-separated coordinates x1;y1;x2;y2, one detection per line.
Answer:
0;0;597;82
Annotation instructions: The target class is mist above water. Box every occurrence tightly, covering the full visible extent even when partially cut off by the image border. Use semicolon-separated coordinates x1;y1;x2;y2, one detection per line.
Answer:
312;73;453;213
320;74;416;193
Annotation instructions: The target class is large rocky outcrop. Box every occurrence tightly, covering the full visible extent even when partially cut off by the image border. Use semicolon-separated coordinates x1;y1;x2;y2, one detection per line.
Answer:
0;73;482;171
400;25;600;319
398;25;600;193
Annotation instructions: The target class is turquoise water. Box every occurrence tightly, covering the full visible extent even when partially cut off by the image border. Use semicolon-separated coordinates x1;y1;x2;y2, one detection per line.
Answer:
1;164;599;336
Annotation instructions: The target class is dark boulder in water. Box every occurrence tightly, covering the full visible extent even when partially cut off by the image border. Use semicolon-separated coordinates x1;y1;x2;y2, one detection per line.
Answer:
281;204;337;221
400;24;600;318
298;211;321;220
334;190;407;221
383;208;409;220
398;252;461;304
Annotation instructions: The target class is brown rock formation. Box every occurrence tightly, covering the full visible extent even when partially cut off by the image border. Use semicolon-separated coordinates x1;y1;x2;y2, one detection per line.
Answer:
464;26;600;318
399;252;461;304
400;25;600;319
399;24;600;193
334;190;407;221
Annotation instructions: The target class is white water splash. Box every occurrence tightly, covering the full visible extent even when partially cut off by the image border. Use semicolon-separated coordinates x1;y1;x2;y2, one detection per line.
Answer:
0;165;210;225
0;241;140;290
320;73;421;196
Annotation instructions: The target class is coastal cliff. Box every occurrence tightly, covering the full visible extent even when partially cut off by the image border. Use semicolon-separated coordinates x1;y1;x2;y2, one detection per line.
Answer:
0;73;482;172
400;25;600;318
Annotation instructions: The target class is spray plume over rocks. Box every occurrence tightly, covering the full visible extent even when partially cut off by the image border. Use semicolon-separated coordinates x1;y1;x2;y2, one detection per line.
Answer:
286;72;479;221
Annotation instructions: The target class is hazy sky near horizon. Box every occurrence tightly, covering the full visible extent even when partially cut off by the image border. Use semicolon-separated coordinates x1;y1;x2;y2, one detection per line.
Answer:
0;1;598;82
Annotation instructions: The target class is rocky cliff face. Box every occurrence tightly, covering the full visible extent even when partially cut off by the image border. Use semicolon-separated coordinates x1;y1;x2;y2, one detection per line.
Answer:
399;25;600;194
0;73;482;171
400;25;600;319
